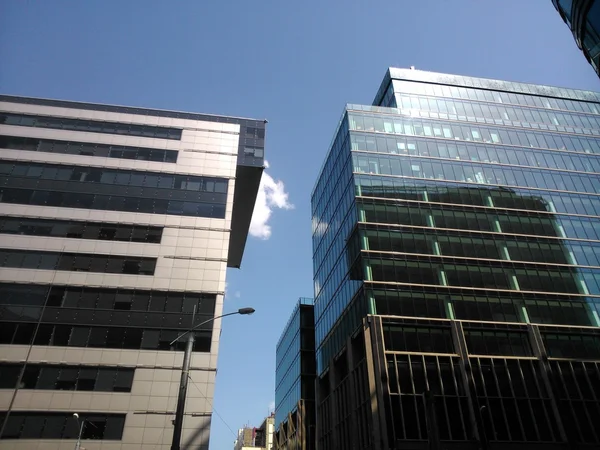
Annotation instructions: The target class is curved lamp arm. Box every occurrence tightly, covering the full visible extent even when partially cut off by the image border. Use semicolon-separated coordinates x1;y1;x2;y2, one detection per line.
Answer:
169;307;255;346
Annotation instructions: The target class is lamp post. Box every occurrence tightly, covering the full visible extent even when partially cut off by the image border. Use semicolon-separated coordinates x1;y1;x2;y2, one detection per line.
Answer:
73;413;84;450
170;307;256;450
72;413;97;450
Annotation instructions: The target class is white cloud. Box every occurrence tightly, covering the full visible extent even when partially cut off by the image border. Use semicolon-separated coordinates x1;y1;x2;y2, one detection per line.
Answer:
249;161;293;240
224;284;241;301
268;400;275;412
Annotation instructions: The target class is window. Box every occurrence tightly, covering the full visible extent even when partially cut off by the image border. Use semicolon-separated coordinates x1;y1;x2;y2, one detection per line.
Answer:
383;324;454;353
0;249;156;275
0;364;21;388
464;329;532;356
1;285;213;324
0;112;181;140
141;329;160;349
0;136;178;163
3;160;227;191
244;146;264;158
0;412;126;440
0;187;227;219
0;320;211;352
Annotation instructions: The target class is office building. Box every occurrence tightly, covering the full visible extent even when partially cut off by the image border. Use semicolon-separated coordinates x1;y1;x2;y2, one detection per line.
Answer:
553;0;600;77
0;95;265;449
274;298;315;450
312;68;600;449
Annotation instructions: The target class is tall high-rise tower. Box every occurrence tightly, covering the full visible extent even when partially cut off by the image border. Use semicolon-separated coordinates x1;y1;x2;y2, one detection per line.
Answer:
312;69;600;449
553;0;600;77
0;95;265;449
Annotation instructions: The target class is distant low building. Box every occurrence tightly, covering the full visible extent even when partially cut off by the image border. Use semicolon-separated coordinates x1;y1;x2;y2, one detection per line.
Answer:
234;414;275;450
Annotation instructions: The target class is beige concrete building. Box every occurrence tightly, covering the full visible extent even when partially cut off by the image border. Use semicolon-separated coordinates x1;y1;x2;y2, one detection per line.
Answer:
233;414;274;450
0;95;265;449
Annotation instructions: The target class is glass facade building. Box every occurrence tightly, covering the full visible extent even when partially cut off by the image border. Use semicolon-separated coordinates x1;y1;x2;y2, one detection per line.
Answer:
0;95;265;449
554;0;600;77
274;298;316;450
312;68;600;450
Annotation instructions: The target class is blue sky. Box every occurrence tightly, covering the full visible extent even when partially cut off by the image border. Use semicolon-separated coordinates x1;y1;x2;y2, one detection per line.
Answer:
1;1;599;448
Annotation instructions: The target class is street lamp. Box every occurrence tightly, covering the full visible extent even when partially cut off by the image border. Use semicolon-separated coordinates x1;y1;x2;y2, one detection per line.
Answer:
72;413;97;450
170;307;256;450
73;413;84;450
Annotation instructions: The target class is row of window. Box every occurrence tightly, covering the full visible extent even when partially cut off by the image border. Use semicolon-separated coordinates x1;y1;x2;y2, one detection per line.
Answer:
276;349;314;398
355;175;600;218
276;313;301;371
351;133;600;174
276;304;315;365
369;288;600;327
348;112;600;156
0;135;178;162
313;209;359;299
0;216;163;243
311;117;351;231
469;357;549;400
550;360;600;402
315;259;361;323
316;291;366;370
311;125;417;352
383;353;598;443
384;355;473;442
470;367;558;442
385;354;465;398
312;175;354;258
0;321;211;352
317;267;598;340
383;325;455;354
383;324;600;360
0;95;264;131
244;146;265;158
277;376;315;430
465;330;532;356
1;305;208;331
386;354;595;422
0;187;226;218
361;228;600;267
363;257;598;295
0;160;228;193
0;412;125;440
353;153;600;195
390;79;600;115
396;93;600;134
312;175;355;279
312;164;354;257
275;379;301;428
0;283;216;314
542;332;600;359
358;201;600;241
1;111;181;140
276;350;300;396
0;364;134;392
0;249;156;275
